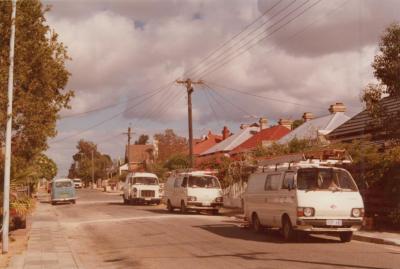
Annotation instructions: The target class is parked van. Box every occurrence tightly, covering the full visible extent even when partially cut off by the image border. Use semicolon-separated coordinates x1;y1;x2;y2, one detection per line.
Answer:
73;178;83;189
244;159;364;242
122;172;161;205
164;171;223;214
50;178;77;205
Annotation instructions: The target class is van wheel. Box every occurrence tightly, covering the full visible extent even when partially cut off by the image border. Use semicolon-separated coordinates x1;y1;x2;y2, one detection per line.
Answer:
51;201;56;205
339;232;353;242
252;213;262;233
123;196;128;204
167;200;173;212
211;209;219;215
282;216;295;242
71;200;76;204
180;200;186;214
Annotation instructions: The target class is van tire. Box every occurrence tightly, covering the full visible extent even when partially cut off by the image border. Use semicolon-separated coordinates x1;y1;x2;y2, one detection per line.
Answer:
339;232;353;242
252;213;262;233
167;200;174;212
123;196;128;204
51;201;56;205
211;209;219;215
282;216;295;242
180;200;186;214
71;200;76;204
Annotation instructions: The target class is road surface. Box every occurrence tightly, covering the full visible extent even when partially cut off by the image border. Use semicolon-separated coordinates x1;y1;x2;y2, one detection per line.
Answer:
48;189;400;269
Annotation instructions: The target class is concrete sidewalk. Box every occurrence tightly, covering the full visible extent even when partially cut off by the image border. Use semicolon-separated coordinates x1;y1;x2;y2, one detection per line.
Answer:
7;198;81;269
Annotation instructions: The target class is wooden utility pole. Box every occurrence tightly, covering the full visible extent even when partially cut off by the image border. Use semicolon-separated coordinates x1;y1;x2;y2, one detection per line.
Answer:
176;79;203;168
123;126;133;171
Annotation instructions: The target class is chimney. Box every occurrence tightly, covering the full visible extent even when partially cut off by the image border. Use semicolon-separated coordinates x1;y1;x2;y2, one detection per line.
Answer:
259;117;268;131
329;102;346;114
278;119;293;130
240;124;250;129
302;112;314;122
222;126;231;140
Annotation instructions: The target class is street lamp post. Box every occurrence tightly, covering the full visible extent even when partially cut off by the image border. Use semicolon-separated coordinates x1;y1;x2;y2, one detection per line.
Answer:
2;0;17;254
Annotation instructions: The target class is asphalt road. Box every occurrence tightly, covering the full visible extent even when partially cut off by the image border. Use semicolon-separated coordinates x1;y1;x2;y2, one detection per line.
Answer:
51;189;400;269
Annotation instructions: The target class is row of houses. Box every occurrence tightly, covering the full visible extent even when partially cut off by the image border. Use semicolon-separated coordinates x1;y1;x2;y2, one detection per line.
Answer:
193;102;350;166
122;96;399;171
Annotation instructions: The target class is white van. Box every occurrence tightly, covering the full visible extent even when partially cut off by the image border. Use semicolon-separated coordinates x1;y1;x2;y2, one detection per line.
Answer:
164;171;223;214
244;163;364;242
122;172;161;205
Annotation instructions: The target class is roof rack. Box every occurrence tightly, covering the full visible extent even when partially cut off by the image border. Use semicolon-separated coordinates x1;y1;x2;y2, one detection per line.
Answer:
257;149;352;171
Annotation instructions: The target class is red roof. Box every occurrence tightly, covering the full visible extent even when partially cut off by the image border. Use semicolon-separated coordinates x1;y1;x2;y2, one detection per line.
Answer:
231;125;290;155
193;131;223;155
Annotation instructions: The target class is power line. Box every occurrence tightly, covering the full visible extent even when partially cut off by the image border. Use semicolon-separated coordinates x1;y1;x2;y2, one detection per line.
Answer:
51;81;174;144
186;0;298;78
183;0;284;78
204;81;326;110
196;0;322;79
204;83;253;117
201;86;221;125
60;81;175;119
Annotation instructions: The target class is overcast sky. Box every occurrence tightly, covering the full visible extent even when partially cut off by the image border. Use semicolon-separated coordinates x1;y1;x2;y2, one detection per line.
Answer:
43;0;400;177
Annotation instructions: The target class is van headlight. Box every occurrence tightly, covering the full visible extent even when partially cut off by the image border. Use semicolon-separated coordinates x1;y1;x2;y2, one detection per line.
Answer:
215;197;223;203
187;196;197;202
297;207;315;217
351;208;364;217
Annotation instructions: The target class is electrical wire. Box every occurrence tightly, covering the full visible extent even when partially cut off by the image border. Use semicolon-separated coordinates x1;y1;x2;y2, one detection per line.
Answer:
201;85;221;125
196;0;322;79
186;0;298;78
204;81;327;110
183;0;284;78
51;81;174;144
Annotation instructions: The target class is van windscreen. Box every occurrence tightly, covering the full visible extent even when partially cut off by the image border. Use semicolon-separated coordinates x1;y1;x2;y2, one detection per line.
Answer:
132;177;158;185
188;176;220;188
55;181;72;188
297;168;357;191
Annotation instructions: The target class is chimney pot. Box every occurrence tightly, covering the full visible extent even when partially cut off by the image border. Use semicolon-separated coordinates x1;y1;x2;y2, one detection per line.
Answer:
302;112;314;122
259;117;268;131
222;126;231;140
240;124;250;129
329;102;346;114
278;119;293;130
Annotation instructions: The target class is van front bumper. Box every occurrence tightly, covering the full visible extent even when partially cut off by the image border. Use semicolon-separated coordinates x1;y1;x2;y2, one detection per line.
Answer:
130;198;161;203
295;219;363;232
187;202;223;209
52;197;77;202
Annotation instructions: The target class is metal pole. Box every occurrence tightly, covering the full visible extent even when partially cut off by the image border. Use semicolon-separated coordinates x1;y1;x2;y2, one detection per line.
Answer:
2;0;17;254
91;150;94;188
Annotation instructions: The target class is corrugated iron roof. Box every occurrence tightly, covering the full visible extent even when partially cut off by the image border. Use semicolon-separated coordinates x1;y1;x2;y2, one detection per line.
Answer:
278;112;350;144
328;96;400;140
201;127;259;156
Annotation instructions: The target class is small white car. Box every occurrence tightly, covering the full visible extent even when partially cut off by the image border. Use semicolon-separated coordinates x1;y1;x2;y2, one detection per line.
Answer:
122;172;161;205
244;164;364;242
164;171;223;214
73;178;83;189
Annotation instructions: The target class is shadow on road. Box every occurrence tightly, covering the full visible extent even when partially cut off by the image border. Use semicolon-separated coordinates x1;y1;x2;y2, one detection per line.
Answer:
194;250;386;269
194;223;344;245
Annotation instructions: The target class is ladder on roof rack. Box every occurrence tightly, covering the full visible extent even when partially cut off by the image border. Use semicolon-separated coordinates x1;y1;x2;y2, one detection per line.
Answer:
257;149;352;171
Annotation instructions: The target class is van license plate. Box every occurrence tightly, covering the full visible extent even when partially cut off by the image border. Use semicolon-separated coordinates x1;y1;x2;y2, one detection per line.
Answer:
326;220;342;226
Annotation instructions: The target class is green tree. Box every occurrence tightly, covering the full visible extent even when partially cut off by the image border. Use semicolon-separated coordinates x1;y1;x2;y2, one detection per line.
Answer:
154;129;188;162
0;0;73;186
135;134;149;145
361;23;400;142
372;23;400;96
68;140;112;184
292;119;304;130
163;154;189;171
